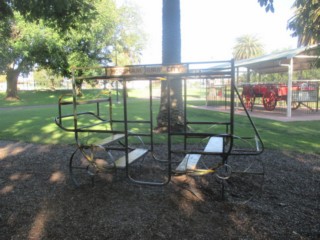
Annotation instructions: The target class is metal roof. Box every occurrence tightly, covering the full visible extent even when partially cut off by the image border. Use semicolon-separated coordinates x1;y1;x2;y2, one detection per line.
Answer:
235;44;320;74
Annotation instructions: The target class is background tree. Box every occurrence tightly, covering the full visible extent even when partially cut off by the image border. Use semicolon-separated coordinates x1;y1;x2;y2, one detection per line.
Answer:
0;0;97;100
232;35;265;60
33;69;61;89
66;0;146;95
0;0;145;99
232;35;266;84
288;0;320;46
0;13;68;100
65;0;118;95
113;2;146;66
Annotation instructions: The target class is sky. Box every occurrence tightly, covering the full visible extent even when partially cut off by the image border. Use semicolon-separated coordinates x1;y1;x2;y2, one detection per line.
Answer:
127;0;298;64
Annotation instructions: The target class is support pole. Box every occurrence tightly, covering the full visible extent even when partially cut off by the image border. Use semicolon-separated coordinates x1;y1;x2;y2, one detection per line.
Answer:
286;58;293;118
281;58;294;118
247;68;251;83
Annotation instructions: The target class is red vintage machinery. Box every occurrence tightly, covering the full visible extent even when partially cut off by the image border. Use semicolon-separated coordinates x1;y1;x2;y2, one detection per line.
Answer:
241;82;318;111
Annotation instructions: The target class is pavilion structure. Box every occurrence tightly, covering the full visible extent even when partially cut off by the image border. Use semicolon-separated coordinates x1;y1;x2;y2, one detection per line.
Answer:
234;44;320;117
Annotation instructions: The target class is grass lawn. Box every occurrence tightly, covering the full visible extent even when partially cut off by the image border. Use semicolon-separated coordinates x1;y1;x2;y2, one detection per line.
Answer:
0;90;319;153
0;89;112;107
0;90;69;107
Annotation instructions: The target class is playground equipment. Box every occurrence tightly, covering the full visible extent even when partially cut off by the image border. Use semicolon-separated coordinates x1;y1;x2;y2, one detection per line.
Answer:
55;60;264;199
241;82;319;111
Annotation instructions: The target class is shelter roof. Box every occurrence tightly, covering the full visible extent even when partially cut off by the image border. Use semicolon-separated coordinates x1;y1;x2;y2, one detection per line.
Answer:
235;44;320;74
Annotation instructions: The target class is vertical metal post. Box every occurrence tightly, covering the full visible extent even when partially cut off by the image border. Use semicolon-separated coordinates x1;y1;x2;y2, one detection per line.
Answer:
116;80;119;103
205;78;208;106
167;76;172;178
230;59;235;138
149;79;154;152
224;85;227;110
122;78;129;177
247;68;251;83
109;92;113;130
183;78;187;150
316;83;319;112
235;67;239;110
71;68;79;144
97;102;100;117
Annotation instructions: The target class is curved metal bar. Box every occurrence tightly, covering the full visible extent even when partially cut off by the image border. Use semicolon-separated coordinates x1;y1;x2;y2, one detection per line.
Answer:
233;85;265;155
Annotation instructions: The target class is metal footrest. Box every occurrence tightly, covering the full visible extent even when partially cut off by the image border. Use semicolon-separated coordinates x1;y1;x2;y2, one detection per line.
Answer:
175;137;224;173
115;148;148;168
93;134;125;148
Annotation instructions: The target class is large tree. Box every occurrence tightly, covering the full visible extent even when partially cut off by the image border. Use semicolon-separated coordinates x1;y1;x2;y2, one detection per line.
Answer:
155;0;273;132
0;0;145;99
0;0;97;100
232;35;265;60
0;13;68;99
155;0;184;133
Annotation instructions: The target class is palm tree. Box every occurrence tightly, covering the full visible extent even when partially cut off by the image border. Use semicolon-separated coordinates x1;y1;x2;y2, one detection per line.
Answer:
232;35;264;60
155;0;185;132
288;0;320;46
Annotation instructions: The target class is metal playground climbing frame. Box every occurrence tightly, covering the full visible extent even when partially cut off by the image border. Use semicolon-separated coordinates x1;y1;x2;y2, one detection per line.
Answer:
55;59;264;197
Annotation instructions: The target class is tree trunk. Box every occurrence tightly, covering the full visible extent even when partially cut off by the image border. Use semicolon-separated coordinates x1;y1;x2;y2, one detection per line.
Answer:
5;68;20;100
74;79;84;97
156;0;185;132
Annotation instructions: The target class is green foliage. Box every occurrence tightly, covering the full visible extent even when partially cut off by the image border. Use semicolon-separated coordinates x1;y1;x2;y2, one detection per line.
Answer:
258;0;275;13
233;35;265;60
0;0;146;99
237;68;320;83
259;0;319;47
0;0;98;32
0;75;5;83
296;68;320;79
113;2;146;65
288;0;320;46
66;0;117;69
66;0;146;69
0;12;68;74
33;69;63;89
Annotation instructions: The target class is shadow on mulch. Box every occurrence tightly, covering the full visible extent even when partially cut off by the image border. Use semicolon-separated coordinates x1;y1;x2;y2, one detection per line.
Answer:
0;141;319;239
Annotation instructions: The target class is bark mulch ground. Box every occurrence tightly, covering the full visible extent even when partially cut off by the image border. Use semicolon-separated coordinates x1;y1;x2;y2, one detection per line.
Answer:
0;140;319;239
